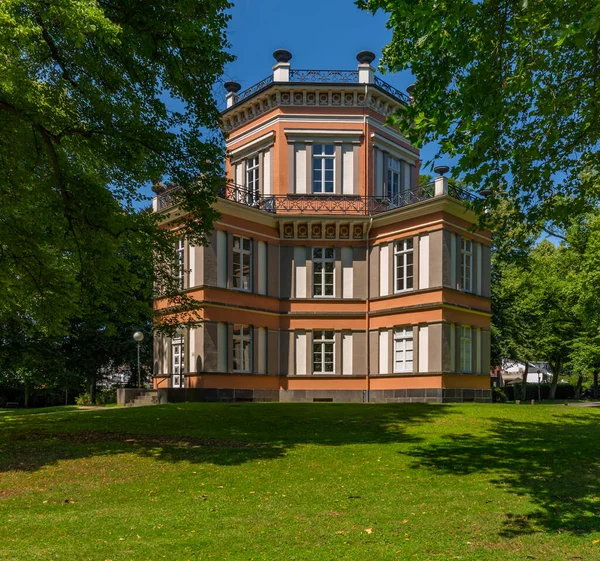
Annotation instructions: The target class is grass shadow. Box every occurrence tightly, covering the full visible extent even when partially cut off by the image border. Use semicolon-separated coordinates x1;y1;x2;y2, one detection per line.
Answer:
0;402;453;474
404;414;600;536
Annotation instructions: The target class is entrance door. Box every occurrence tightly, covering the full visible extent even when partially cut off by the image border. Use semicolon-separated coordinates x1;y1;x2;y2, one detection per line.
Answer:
172;336;184;388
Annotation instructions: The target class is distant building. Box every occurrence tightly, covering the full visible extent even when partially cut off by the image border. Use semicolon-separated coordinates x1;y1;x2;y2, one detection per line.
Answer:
151;50;492;403
494;360;553;386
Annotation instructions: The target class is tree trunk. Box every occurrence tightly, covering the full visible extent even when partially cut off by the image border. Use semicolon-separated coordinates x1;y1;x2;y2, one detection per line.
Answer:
575;374;584;399
593;370;599;400
24;381;30;408
549;358;561;400
521;363;529;401
89;373;97;404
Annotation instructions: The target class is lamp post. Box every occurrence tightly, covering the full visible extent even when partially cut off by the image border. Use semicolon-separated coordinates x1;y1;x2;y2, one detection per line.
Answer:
537;370;542;403
133;331;144;388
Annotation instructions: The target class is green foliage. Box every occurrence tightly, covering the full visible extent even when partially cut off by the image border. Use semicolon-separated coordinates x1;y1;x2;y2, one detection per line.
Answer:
0;0;233;335
75;389;115;406
74;392;93;406
491;210;600;398
96;389;116;405
492;386;507;403
357;0;600;238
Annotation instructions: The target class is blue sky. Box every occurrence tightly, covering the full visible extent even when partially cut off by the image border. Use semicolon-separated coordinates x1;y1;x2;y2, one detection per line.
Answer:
220;0;446;174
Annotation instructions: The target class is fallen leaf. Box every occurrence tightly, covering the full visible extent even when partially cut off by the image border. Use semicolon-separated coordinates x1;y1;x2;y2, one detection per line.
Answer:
364;528;373;534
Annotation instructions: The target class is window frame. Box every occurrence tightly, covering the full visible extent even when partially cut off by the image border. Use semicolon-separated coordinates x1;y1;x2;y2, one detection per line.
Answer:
176;238;185;289
460;325;472;373
245;154;260;204
312;247;335;297
172;335;185;387
232;324;252;373
393;327;414;373
232;235;252;292
313;330;335;374
394;238;414;293
460;238;473;292
387;156;402;199
312;144;335;194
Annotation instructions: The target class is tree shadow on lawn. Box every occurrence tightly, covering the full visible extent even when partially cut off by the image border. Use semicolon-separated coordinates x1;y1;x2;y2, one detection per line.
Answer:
0;402;454;474
405;414;600;537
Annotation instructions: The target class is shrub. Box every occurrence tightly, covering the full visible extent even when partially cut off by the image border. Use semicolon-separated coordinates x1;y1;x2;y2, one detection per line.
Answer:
503;383;576;401
96;389;116;405
493;387;508;403
75;392;93;406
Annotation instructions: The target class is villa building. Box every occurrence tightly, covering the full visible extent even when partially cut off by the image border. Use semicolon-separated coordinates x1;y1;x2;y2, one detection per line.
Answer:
151;50;492;403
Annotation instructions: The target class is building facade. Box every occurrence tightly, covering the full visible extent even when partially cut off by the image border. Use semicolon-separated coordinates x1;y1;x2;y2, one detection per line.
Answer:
152;50;492;403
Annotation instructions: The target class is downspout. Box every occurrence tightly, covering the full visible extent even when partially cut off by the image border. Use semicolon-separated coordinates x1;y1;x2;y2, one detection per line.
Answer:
363;83;373;403
365;216;373;403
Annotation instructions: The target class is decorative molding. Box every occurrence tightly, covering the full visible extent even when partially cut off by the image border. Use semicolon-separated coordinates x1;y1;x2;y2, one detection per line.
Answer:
222;84;402;133
284;128;363;144
228;131;276;161
280;220;366;241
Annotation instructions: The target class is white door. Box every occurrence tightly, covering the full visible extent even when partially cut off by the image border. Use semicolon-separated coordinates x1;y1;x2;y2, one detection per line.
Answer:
172;337;184;388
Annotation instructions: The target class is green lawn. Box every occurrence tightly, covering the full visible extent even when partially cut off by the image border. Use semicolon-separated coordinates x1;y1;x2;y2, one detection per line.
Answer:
1;403;599;561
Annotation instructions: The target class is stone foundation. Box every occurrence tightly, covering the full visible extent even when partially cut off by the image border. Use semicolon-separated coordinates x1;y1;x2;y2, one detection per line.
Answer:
146;387;491;404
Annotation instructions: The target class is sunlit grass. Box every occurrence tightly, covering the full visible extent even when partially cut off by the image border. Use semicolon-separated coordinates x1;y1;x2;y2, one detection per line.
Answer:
1;403;599;560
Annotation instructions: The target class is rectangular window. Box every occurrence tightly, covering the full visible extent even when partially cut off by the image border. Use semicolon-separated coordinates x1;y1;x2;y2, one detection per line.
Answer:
460;326;472;373
176;238;185;289
312;144;335;193
233;235;252;291
172;336;184;387
246;155;260;204
313;247;335;297
313;330;334;374
387;156;401;199
394;327;413;373
233;324;252;372
394;238;414;292
461;239;472;292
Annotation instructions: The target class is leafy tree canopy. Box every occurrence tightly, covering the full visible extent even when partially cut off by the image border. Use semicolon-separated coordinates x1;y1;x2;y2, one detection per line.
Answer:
0;0;232;335
358;0;600;237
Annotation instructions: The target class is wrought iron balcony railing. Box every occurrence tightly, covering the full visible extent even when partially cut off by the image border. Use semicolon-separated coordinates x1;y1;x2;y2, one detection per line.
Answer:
230;69;410;106
289;69;359;84
155;182;477;215
215;183;439;215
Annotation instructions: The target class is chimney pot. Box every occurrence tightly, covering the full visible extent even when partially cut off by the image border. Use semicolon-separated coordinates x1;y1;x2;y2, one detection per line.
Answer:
356;50;376;65
273;49;292;63
224;81;241;94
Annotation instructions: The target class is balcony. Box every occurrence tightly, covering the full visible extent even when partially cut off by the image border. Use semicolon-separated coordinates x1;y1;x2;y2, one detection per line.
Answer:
154;182;479;215
230;70;411;107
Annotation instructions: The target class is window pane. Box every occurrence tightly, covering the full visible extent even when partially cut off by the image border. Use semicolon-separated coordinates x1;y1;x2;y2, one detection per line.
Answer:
324;144;334;155
313;248;322;259
324;248;334;259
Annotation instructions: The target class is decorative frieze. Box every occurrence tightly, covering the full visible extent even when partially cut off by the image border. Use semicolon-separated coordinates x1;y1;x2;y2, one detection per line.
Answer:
280;220;366;241
222;85;401;133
